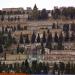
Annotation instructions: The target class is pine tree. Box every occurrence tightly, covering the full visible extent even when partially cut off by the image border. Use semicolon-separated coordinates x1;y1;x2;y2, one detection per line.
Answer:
47;29;49;34
63;24;69;32
59;32;63;43
14;17;17;21
13;26;16;32
5;27;8;32
13;63;20;73
19;32;23;44
2;26;4;33
70;63;74;74
25;59;31;73
41;9;48;20
9;64;13;71
73;64;75;74
0;45;3;53
31;60;38;74
37;33;40;43
0;61;3;72
1;15;4;21
65;31;69;42
54;32;58;43
65;62;71;74
59;62;65;74
17;16;20;21
25;34;30;44
41;41;45;54
38;62;42;73
32;4;39;20
8;31;12;41
21;59;31;73
42;31;46;43
17;24;21;30
8;16;10;21
53;62;58;71
31;32;36;43
52;23;56;29
17;44;20;54
57;41;64;50
46;32;52;50
70;32;75;42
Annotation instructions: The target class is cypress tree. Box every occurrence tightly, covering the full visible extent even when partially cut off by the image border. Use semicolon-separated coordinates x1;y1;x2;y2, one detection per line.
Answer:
37;33;40;43
54;32;59;43
46;32;52;50
31;32;36;43
41;41;45;54
42;31;46;43
25;34;30;44
19;32;23;44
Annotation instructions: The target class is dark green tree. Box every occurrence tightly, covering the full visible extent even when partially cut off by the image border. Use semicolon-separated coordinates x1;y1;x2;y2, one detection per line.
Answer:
25;34;30;44
8;64;13;71
17;24;21;30
58;32;64;43
64;31;69;42
25;59;31;73
19;32;23;44
14;17;17;21
73;64;75;74
17;16;20;21
42;31;46;43
63;24;69;32
2;62;6;72
71;23;75;31
8;16;10;21
46;32;52;50
70;32;75;42
65;62;71;74
37;33;40;43
31;60;38;74
21;59;31;73
31;32;36;43
47;29;49;34
54;32;58;43
59;62;65;74
52;23;56;29
13;63;20;73
38;62;43;74
41;9;48;20
21;61;25;73
53;62;58;71
70;63;74;74
5;27;8;32
17;44;20;54
41;41;45;54
0;61;3;72
57;41;64;50
42;62;49;74
51;8;61;19
0;45;3;53
6;31;13;46
32;4;39;20
1;15;4;21
2;26;4;33
13;26;16;31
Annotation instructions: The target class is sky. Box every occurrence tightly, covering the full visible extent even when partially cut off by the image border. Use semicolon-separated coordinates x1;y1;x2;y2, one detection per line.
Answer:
0;0;75;10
